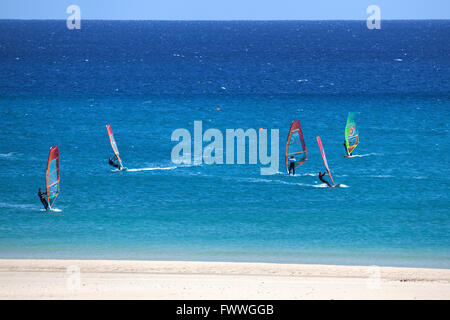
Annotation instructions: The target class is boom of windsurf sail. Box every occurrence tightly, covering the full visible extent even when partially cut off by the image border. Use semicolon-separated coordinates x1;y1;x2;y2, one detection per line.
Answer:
316;136;335;186
345;112;359;154
285;120;307;173
106;124;123;168
46;146;60;209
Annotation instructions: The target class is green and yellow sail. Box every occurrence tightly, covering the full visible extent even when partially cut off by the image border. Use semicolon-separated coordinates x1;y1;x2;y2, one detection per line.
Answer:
345;112;359;154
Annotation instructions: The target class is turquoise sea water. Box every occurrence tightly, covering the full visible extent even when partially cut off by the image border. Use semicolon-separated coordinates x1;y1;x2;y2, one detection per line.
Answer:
0;21;449;268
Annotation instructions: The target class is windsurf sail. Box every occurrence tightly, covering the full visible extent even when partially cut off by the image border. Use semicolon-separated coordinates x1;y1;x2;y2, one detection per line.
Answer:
345;112;359;154
285;120;307;173
316;136;335;186
106;124;123;168
46;146;60;209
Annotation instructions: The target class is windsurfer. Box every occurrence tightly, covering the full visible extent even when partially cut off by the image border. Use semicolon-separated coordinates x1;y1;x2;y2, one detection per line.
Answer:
343;141;351;156
38;188;48;210
108;157;121;169
288;156;296;175
318;172;332;187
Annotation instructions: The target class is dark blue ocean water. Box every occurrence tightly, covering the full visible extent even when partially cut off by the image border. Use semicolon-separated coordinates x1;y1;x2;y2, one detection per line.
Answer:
0;21;449;268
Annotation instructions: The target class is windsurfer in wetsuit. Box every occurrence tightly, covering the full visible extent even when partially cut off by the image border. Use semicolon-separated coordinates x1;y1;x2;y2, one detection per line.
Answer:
288;156;296;176
38;188;48;210
108;157;121;169
318;172;332;187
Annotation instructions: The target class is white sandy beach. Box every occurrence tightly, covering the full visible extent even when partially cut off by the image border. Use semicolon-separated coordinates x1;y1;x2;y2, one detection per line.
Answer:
0;259;449;299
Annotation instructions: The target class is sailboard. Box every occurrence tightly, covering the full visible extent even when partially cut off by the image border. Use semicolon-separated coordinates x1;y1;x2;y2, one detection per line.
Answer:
106;124;124;169
316;136;335;186
46;146;60;209
345;112;359;155
285;120;307;173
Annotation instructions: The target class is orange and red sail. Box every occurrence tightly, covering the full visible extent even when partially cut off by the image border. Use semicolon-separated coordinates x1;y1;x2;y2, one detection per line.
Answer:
316;136;335;186
285;120;307;173
46;146;60;209
106;124;123;168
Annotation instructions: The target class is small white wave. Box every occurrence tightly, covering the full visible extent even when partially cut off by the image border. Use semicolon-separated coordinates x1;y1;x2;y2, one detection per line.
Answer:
237;177;273;184
127;166;177;172
285;174;317;178
274;180;318;187
336;184;349;188
368;175;393;178
39;207;63;213
175;162;203;168
350;153;379;158
278;171;317;177
313;183;329;188
237;177;320;188
312;183;349;188
0;152;16;158
0;202;34;210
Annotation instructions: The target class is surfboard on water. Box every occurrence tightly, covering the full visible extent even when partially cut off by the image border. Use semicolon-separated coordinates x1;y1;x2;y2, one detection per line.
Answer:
106;124;124;169
316;136;335;186
285;120;307;173
345;112;359;156
46;146;60;210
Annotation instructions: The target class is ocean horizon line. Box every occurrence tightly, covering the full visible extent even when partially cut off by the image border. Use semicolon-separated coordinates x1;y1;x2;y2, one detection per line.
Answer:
1;18;449;22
